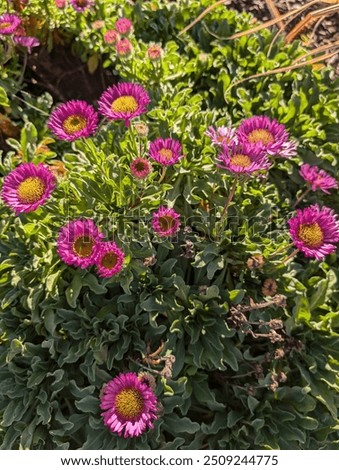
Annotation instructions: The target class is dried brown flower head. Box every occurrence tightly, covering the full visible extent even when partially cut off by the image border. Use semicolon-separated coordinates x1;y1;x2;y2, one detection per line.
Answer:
262;278;278;297
246;254;265;270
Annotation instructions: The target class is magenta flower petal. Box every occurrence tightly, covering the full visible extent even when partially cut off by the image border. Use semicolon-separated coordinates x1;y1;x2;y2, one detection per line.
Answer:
288;204;339;260
48;100;99;142
205;126;237;147
57;218;104;268
217;141;270;175
1;163;55;215
151;206;181;237
100;372;158;438
299;164;338;195
130;158;152;179
149;138;183;166
13;36;40;53
98;82;150;126
0;13;21;35
70;0;94;12
95;242;125;278
237;115;297;158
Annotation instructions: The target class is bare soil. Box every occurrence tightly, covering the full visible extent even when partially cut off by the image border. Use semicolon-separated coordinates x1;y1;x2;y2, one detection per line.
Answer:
228;0;339;77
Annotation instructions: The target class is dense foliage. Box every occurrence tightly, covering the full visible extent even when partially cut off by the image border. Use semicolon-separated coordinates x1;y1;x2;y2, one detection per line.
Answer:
0;0;338;450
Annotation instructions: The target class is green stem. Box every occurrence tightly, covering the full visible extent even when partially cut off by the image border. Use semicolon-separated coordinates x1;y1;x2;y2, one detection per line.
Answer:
282;248;299;264
221;175;239;221
18;51;27;86
293;187;311;209
158;166;167;184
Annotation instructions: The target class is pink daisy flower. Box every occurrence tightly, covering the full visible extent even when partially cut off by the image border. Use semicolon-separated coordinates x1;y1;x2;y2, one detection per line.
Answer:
115;18;132;35
101;372;158;438
48;100;98;142
57;218;104;269
70;0;93;12
237;115;297;158
149;138;183;166
206;125;237;147
288;204;339;260
147;44;162;61
95;242;125;278
104;29;119;44
217;141;270;175
130;158;152;179
13;36;40;53
98;82;150;127
299;164;338;195
0;13;21;35
1;163;55;215
152;206;181;237
116;38;133;56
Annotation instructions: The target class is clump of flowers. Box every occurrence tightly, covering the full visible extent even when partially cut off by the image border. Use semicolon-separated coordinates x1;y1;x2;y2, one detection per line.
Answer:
1;163;56;215
70;0;93;12
288;204;339;260
217;141;270;175
236;115;297;158
130;158;152;180
48;100;98;142
57;218;104;268
147;44;162;61
152;206;181;237
116;38;133;56
149;138;183;166
95;241;125;278
115;17;132;35
103;29;119;44
206;125;237;147
100;372;158;438
299;164;338;194
0;13;21;35
98;82;150;126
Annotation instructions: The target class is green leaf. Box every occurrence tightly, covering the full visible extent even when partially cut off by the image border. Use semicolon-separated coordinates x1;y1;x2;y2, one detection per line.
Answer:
75;396;100;414
294;295;311;323
87;53;99;74
0;86;9;107
65;274;83;308
163;414;200;434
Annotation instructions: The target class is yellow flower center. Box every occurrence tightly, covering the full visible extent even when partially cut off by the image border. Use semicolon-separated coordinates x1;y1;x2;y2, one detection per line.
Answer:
159;149;173;161
158;215;175;231
0;22;12;29
73;236;95;258
248;129;274;145
298;223;324;248
230;154;251;168
111;96;138;114
115;387;144;419
101;252;118;269
17;177;46;203
62;114;87;135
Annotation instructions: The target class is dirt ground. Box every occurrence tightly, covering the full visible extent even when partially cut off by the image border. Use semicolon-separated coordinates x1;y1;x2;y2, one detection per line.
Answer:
228;0;339;76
